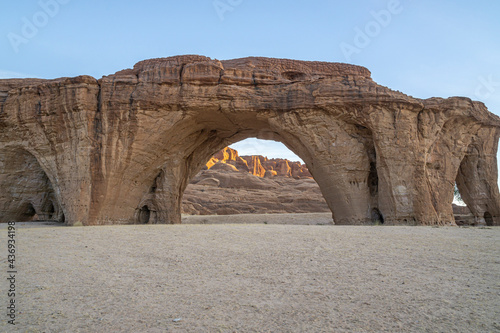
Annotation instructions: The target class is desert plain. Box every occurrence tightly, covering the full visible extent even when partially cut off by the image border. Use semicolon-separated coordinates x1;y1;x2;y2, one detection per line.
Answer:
1;214;499;332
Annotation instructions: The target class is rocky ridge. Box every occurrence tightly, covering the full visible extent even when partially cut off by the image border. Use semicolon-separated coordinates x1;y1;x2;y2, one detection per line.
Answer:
205;147;312;178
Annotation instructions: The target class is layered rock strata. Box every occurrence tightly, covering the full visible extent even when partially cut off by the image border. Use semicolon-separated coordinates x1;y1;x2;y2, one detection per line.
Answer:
1;55;499;225
206;147;312;179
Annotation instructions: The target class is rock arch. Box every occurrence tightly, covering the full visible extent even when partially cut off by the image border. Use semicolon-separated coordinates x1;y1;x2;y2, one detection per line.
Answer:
0;148;63;222
455;127;500;225
0;55;499;225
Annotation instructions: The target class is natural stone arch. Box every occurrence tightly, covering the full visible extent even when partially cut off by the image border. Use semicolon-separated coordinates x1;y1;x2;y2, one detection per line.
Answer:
0;55;499;226
0;147;64;222
123;108;379;226
456;127;500;226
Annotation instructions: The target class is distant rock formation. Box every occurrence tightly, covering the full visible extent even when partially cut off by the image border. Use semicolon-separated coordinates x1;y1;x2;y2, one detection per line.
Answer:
206;147;312;179
183;164;329;216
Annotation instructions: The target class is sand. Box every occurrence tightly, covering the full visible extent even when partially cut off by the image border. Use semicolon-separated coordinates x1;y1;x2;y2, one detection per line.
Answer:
1;214;499;332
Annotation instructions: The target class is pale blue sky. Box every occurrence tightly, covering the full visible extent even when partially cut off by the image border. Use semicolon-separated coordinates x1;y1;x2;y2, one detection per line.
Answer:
1;0;499;172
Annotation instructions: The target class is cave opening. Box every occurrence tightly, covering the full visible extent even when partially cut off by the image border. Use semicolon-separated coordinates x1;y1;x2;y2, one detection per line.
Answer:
47;202;55;220
139;206;151;224
371;208;384;225
0;148;63;224
21;202;37;221
484;212;493;226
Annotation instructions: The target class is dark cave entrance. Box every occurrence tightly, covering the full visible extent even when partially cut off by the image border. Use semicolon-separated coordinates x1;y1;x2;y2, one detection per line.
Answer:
0;148;65;224
47;202;55;220
484;212;493;226
139;206;151;224
21;203;37;221
371;208;384;225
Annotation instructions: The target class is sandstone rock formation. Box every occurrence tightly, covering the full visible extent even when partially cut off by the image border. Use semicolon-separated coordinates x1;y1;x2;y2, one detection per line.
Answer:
187;148;477;220
205;146;312;179
1;55;499;226
183;166;329;216
452;204;476;226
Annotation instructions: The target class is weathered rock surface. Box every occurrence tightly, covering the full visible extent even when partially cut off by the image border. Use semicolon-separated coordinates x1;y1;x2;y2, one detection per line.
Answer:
205;146;312;179
183;167;329;216
452;204;476;226
0;55;499;225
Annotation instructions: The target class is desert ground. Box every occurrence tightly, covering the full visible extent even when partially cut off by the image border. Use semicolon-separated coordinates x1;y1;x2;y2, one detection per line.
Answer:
1;214;499;332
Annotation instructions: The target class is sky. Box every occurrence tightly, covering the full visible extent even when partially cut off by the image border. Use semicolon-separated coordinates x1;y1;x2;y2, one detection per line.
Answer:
1;0;499;173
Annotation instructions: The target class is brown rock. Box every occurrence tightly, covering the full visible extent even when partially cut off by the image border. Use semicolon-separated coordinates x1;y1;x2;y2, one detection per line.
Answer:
196;178;220;187
207;147;313;179
182;168;330;215
209;162;239;173
210;147;250;172
213;147;239;162
0;55;499;226
264;170;278;178
241;155;267;178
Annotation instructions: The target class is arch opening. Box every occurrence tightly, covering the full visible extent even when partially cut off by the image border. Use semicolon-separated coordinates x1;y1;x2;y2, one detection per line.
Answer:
453;174;475;226
133;114;378;225
0;148;63;223
182;138;332;221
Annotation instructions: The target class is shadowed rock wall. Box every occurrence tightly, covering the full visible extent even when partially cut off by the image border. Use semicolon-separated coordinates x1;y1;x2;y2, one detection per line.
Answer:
1;55;499;225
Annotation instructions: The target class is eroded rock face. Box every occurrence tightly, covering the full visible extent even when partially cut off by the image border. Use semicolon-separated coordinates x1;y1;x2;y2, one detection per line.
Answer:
206;146;312;179
0;55;499;225
0;149;62;222
183;167;329;216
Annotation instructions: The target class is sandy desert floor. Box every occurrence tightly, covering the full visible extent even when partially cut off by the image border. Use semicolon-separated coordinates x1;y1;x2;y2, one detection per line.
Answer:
1;214;499;332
